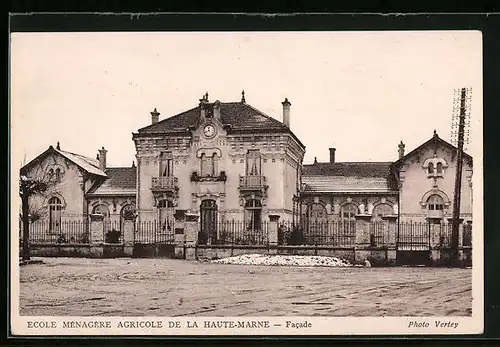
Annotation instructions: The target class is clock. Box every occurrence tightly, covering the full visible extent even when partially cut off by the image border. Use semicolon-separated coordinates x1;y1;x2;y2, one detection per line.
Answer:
203;124;216;138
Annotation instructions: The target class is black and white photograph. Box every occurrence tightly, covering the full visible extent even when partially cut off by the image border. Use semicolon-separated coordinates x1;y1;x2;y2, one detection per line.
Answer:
10;29;483;335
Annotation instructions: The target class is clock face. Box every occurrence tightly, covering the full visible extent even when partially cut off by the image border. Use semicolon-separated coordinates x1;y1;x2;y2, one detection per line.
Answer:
203;124;216;138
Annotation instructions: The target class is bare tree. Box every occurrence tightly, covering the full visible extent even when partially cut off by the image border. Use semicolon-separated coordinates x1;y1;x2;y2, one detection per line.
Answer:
19;165;54;261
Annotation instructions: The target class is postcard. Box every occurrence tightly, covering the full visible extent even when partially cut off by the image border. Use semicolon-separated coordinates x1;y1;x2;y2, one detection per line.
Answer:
10;29;483;336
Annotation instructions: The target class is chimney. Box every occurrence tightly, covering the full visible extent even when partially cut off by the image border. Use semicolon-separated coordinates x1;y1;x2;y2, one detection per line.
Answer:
282;98;291;128
329;148;336;163
398;141;405;159
213;100;221;119
98;146;107;171
150;108;160;125
56;141;60;150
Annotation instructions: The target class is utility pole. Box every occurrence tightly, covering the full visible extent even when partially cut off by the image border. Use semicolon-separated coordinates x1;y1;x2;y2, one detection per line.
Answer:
450;87;472;267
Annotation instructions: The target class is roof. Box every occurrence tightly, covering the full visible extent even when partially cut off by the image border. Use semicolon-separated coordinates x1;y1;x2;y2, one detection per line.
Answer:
302;176;396;194
135;101;305;148
22;146;107;177
303;162;393;177
88;167;137;195
301;161;395;194
392;133;473;168
56;149;106;177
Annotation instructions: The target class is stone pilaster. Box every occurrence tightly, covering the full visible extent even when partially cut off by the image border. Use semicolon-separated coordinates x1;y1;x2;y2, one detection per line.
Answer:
268;215;280;255
122;215;135;257
184;212;199;261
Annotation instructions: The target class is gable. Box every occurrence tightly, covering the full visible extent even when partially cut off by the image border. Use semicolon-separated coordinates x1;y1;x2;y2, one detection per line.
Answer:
392;134;472;170
22;146;107;178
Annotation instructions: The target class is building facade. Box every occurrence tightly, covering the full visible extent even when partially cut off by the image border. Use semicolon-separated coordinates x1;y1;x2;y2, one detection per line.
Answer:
132;93;305;242
20;92;473;243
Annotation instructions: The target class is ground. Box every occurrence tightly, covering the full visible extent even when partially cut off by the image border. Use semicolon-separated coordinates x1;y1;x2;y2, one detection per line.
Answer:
19;258;472;317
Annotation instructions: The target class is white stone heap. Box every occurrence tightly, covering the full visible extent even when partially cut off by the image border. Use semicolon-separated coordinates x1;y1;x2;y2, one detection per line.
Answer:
212;254;352;267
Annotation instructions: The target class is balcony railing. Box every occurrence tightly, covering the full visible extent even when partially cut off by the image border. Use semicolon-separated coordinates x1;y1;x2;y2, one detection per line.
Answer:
239;175;267;190
151;176;178;191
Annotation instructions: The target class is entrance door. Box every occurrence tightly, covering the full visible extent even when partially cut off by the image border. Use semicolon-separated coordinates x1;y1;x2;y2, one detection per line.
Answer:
200;199;218;245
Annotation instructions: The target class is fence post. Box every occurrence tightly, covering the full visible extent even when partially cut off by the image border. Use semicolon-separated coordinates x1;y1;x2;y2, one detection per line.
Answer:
458;221;465;263
354;214;371;262
184;211;199;261
122;214;135;257
174;210;186;259
268;215;280;255
428;222;441;264
89;214;104;258
383;216;398;265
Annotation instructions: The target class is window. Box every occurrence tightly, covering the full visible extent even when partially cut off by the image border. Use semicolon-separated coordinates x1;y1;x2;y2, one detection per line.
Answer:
246;150;261;176
200;153;217;177
427;194;444;211
48;197;63;231
55;168;61;181
245;199;262;231
428;162;434;175
160;152;173;177
48;169;54;180
436;162;443;175
341;203;358;221
372;203;393;221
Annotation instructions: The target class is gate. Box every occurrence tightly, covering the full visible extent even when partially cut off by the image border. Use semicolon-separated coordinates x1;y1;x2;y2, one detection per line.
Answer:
134;219;176;258
396;222;431;265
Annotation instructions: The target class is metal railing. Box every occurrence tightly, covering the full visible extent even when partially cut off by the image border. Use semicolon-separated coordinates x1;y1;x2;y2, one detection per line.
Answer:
151;176;178;190
135;220;176;244
238;175;267;189
25;220;90;244
278;221;357;246
213;220;269;245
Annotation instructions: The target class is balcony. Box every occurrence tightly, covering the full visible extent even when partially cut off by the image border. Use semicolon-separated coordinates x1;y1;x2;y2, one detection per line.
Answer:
151;176;178;193
239;175;268;190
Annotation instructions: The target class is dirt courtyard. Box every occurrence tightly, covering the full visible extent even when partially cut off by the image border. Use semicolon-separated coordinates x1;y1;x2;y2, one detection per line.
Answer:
19;257;472;317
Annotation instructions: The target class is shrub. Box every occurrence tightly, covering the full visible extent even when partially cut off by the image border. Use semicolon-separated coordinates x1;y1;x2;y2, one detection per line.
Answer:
105;229;121;244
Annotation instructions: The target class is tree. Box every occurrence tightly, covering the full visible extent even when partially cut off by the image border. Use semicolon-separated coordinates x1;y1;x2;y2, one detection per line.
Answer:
19;169;48;261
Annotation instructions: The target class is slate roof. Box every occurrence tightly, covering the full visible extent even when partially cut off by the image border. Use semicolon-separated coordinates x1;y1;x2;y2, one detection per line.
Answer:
135;101;305;148
301;162;396;194
303;162;393;177
56;149;106;177
88;167;137;195
22;145;107;177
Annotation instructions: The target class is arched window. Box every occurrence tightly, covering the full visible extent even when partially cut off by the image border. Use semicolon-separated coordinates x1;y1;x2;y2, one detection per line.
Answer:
48;197;63;231
427;194;444;211
245;199;262;231
92;204;109;216
372;203;393;221
436;162;443;175
428;162;434;175
55;168;61;181
341;203;358;221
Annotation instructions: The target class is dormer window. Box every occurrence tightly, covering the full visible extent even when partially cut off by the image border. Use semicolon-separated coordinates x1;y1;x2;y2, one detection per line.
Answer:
200;153;218;177
428;162;434;175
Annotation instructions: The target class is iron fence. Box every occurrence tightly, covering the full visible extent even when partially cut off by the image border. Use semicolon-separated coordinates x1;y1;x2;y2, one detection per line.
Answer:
135;220;176;244
397;222;430;251
211;221;269;246
439;223;453;248
370;221;386;247
25;220;90;244
278;221;357;246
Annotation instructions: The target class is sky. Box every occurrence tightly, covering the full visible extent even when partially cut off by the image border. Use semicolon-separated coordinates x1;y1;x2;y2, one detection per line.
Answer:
11;31;482;168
